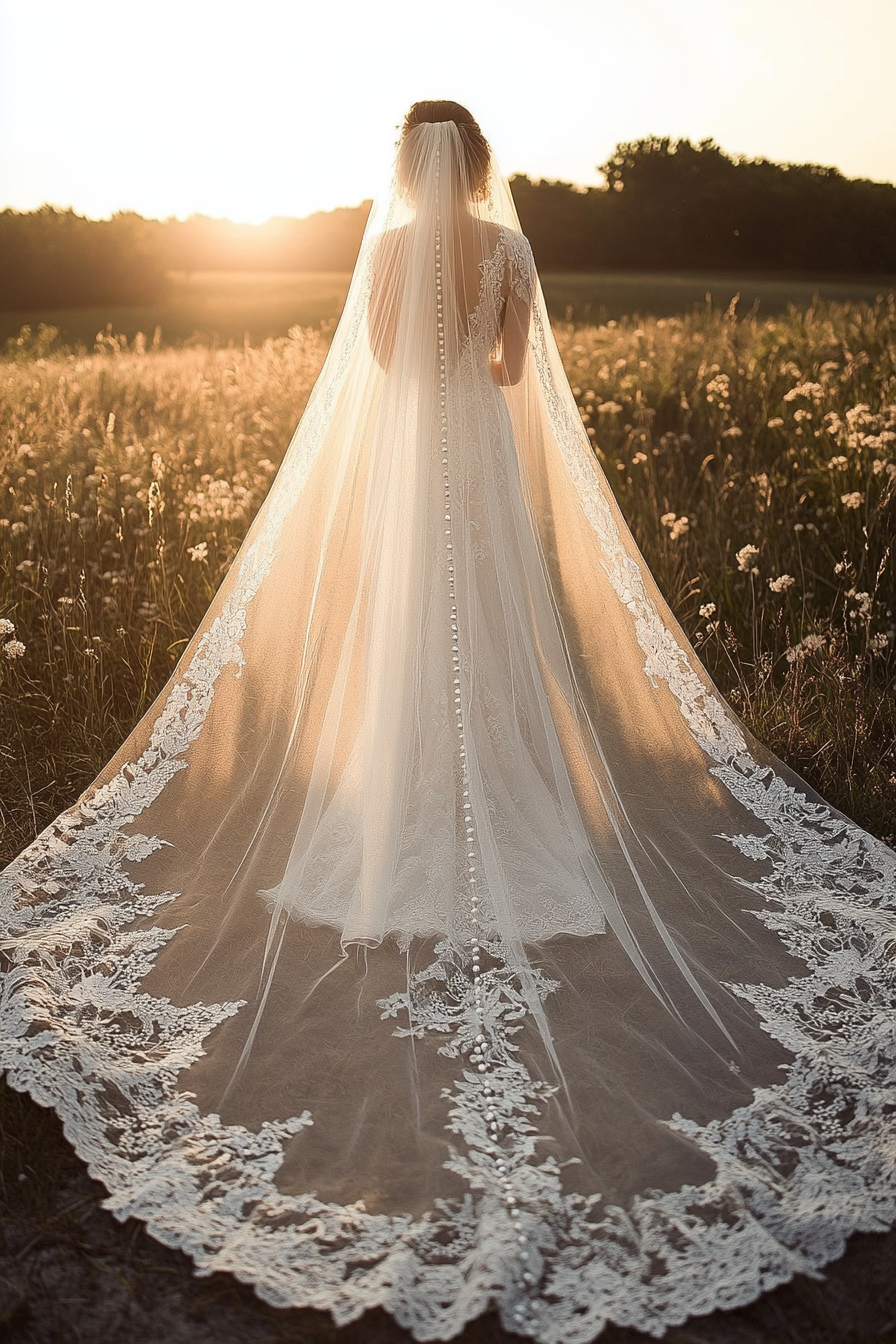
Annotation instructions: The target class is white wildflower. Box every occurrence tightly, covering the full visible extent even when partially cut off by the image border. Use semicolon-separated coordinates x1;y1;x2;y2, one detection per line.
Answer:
841;491;864;509
187;542;209;563
828;456;848;469
3;639;26;659
767;417;784;428
632;451;648;465
185;477;251;524
597;401;622;415
705;373;730;405
768;574;795;593
661;514;690;539
0;618;15;637
721;426;743;437
736;544;760;573
784;382;824;402
871;632;890;652
10;521;27;536
699;603;716;618
846;588;872;618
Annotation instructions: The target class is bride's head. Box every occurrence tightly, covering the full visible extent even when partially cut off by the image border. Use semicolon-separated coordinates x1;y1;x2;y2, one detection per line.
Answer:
397;100;491;203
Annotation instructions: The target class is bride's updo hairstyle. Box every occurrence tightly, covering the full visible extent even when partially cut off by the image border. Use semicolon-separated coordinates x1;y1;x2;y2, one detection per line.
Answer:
398;100;492;201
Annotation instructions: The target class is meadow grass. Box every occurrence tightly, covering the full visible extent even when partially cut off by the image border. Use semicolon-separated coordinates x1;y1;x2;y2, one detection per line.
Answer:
553;298;896;839
1;300;895;1342
2;299;894;857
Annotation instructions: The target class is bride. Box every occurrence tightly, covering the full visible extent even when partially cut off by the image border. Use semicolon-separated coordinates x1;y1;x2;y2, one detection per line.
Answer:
2;101;894;1342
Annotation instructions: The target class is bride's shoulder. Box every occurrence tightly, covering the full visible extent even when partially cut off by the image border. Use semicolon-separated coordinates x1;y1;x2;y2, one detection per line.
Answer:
373;224;410;261
494;222;531;251
482;220;526;249
495;224;535;276
495;222;526;243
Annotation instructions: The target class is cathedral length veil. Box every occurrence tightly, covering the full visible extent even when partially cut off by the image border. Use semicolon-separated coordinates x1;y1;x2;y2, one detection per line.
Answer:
2;110;895;1342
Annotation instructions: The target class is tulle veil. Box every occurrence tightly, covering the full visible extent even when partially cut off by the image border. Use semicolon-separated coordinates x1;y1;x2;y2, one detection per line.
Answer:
1;116;894;1341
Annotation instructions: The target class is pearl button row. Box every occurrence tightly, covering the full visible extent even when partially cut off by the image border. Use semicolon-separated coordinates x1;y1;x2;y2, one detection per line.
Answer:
434;168;533;1314
433;209;484;1021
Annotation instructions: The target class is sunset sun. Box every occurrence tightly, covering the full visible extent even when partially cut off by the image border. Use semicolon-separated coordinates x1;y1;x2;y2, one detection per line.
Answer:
2;0;894;223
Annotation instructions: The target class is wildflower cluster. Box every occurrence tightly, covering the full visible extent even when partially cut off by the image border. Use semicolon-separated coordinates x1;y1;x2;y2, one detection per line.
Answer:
0;615;25;660
557;297;896;836
660;511;690;540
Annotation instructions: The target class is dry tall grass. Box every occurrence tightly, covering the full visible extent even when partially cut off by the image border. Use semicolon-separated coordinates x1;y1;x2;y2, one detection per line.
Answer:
2;302;894;858
553;298;896;838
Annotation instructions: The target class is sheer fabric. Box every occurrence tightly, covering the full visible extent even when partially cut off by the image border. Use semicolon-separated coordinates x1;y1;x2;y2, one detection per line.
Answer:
2;122;895;1342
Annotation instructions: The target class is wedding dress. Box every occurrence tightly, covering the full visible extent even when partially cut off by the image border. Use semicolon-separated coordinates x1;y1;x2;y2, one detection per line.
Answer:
2;119;894;1342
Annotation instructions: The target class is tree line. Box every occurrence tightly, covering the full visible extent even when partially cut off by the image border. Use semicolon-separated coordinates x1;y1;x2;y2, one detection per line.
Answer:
2;138;894;311
0;203;370;309
515;138;896;272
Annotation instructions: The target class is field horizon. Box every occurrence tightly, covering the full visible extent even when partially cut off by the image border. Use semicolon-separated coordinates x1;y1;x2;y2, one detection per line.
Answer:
2;267;895;350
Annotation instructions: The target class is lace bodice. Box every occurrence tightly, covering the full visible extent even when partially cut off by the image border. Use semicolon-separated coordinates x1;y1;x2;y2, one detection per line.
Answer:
458;225;535;374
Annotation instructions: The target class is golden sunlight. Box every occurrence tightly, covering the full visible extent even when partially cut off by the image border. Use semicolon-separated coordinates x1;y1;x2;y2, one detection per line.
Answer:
1;0;894;222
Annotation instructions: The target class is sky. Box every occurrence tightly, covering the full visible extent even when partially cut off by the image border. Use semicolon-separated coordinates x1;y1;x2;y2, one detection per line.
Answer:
1;0;894;224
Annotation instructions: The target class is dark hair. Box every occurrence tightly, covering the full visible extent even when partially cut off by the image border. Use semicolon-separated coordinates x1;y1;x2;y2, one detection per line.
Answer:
400;100;491;199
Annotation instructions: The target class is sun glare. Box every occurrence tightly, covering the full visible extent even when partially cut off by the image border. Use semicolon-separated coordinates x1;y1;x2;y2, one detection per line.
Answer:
1;0;894;224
